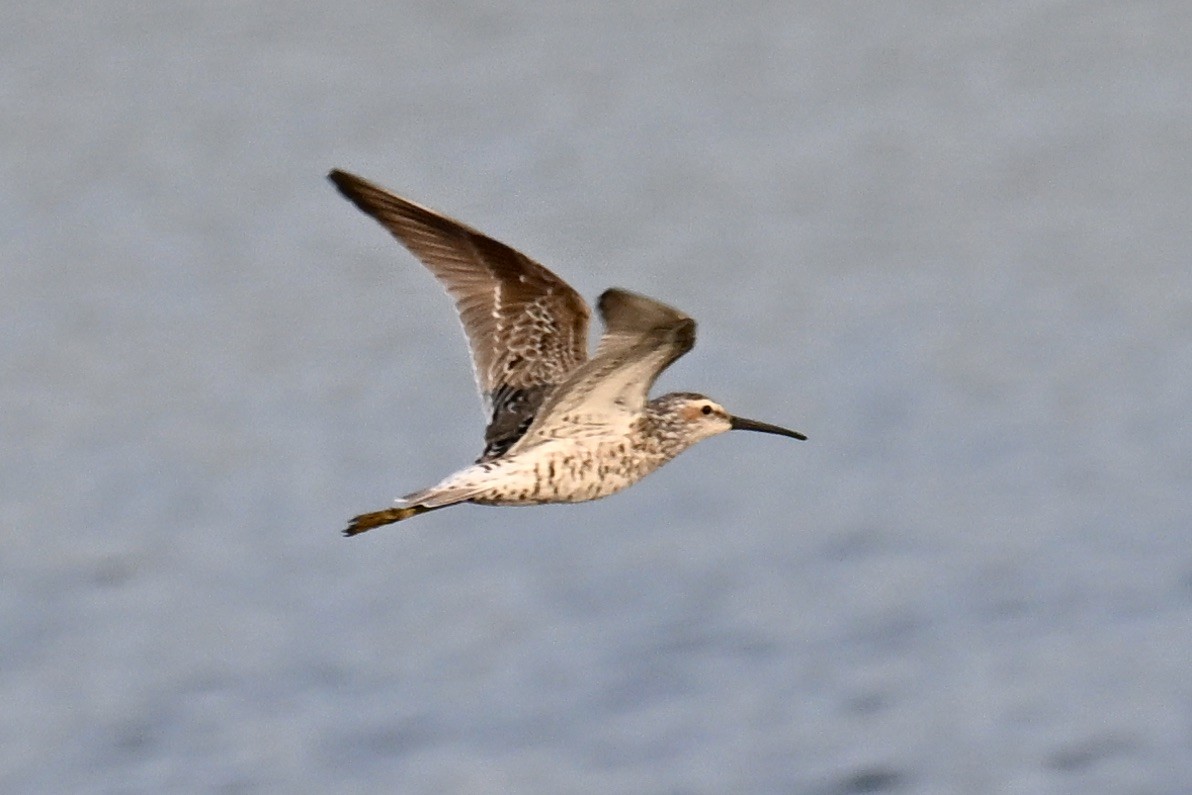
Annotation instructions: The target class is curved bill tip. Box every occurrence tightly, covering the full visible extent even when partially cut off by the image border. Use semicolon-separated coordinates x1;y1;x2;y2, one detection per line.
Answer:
729;415;807;441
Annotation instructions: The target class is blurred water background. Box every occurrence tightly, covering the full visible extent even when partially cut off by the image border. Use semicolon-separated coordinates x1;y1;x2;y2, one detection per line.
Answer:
4;2;1191;792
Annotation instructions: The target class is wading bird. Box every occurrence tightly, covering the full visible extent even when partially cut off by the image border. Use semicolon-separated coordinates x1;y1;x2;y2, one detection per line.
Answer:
329;170;805;536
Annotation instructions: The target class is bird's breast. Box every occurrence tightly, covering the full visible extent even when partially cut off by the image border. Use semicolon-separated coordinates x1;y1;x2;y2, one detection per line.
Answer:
471;437;667;505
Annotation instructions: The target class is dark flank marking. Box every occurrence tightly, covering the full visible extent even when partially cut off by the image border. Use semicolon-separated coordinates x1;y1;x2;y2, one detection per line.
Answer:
343;505;438;537
479;384;548;462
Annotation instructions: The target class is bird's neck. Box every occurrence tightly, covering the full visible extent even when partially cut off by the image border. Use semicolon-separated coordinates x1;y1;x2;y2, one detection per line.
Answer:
639;399;697;461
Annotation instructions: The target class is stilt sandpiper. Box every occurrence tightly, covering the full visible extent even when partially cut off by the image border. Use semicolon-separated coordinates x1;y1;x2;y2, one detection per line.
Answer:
329;170;806;536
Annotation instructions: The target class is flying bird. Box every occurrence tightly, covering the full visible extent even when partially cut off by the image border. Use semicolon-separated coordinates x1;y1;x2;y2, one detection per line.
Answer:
329;170;805;536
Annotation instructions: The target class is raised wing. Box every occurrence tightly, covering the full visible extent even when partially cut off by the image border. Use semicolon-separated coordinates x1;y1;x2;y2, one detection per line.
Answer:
328;170;591;459
508;289;696;451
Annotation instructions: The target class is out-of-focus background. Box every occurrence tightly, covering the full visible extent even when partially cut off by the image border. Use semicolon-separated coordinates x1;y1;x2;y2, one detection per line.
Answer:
4;3;1190;792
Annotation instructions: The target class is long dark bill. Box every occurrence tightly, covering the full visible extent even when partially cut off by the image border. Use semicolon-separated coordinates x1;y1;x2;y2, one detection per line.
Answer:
729;416;807;441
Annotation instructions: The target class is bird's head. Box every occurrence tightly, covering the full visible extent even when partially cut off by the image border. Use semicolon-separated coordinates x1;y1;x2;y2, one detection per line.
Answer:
651;392;807;446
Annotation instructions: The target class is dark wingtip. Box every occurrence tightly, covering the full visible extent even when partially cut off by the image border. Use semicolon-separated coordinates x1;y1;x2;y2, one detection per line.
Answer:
328;169;390;223
327;168;363;198
596;288;693;338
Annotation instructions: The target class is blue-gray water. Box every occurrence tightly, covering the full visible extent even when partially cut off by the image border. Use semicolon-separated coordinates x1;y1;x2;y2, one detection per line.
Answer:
4;3;1191;792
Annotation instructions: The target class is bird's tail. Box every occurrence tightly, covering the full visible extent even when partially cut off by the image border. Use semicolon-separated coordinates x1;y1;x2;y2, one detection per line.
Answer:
343;468;499;537
343;504;438;537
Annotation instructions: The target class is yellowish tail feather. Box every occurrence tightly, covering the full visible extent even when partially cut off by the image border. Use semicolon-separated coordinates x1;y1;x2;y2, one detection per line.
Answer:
342;504;434;537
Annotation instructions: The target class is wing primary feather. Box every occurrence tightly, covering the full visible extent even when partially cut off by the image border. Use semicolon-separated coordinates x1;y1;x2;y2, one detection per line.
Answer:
329;169;592;453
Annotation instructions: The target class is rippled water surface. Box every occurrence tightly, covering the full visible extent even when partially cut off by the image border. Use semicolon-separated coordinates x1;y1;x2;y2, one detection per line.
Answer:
4;3;1191;792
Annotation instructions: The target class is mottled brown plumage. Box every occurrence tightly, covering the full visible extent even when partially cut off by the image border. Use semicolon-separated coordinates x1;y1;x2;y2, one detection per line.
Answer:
329;170;587;461
329;170;805;536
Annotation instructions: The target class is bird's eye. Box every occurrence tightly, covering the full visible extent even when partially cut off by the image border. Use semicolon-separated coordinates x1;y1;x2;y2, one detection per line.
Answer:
701;405;713;415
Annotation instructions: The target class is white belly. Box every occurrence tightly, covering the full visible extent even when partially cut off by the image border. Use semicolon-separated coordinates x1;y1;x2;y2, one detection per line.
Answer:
467;439;660;506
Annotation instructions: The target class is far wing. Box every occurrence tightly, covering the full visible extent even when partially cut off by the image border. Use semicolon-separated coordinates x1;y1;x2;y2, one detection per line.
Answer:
508;289;696;451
